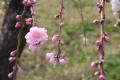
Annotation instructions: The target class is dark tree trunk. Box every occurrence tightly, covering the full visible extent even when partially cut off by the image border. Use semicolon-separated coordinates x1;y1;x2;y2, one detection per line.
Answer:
0;0;32;80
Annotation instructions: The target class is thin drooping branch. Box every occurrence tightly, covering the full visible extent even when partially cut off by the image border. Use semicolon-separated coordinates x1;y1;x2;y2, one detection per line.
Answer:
91;0;110;80
79;0;86;46
99;0;105;75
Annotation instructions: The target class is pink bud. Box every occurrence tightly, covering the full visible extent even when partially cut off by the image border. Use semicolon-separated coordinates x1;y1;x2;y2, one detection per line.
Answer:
27;0;32;5
8;72;13;78
22;0;28;5
54;15;59;20
96;40;102;46
52;35;59;43
10;51;16;57
96;3;103;8
94;72;100;77
16;15;22;20
62;7;66;14
26;18;33;25
39;42;44;46
13;65;17;71
93;19;99;24
99;75;105;80
59;59;66;66
104;36;110;43
32;0;37;4
49;57;56;66
29;44;37;52
60;22;64;27
90;61;98;69
17;66;23;72
9;57;15;62
15;22;22;28
104;32;108;36
60;51;65;57
46;53;54;60
60;41;65;46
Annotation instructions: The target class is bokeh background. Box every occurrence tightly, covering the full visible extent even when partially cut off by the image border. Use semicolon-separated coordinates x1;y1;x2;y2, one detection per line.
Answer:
0;0;120;80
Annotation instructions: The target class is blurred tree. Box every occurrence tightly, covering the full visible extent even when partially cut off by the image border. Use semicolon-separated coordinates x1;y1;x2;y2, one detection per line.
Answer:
0;0;32;80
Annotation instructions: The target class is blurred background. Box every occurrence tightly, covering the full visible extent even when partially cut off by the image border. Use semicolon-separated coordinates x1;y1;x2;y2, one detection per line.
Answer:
0;0;120;80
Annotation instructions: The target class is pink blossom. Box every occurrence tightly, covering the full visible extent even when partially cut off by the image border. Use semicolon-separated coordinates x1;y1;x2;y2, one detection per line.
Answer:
8;72;13;78
93;19;99;24
15;22;21;28
17;66;23;73
99;75;105;80
54;14;59;20
59;22;64;27
9;57;15;63
49;57;56;66
90;61;98;69
96;3;103;8
104;32;108;36
25;27;48;45
10;50;16;57
32;0;37;4
29;44;37;52
22;0;28;5
16;15;22;20
52;35;59;43
39;42;44;46
62;7;66;14
60;41;65;46
46;53;54;60
13;65;17;71
26;18;33;25
104;36;110;43
59;59;66;66
94;72;100;77
96;40;102;46
60;51;65;57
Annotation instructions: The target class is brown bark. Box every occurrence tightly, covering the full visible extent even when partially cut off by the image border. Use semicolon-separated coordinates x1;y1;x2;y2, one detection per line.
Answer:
0;0;32;80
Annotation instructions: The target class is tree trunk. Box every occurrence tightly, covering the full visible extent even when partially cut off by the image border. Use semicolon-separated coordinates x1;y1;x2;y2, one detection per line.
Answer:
0;0;32;80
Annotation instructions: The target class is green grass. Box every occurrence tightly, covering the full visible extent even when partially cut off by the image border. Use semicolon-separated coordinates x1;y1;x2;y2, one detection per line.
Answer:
1;0;120;80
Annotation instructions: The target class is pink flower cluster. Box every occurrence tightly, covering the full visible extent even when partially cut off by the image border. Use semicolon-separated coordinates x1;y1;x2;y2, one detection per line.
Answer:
46;4;67;66
25;27;48;51
46;52;66;66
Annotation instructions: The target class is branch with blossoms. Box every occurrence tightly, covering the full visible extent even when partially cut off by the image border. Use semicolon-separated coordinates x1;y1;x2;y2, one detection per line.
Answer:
46;0;66;66
91;0;110;80
8;0;48;80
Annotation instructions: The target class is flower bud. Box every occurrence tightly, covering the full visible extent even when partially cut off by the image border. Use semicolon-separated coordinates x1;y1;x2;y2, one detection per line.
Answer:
54;15;59;20
9;57;15;62
59;59;66;66
96;3;103;8
15;22;22;29
62;7;66;14
90;61;98;69
16;15;22;20
60;41;65;46
99;75;105;80
8;72;13;78
104;36;110;43
94;72;100;77
52;35;59;43
93;19;99;24
96;40;102;46
60;22;64;27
